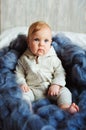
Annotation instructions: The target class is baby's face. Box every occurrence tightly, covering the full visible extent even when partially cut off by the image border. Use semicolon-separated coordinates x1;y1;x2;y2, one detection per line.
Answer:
28;27;52;56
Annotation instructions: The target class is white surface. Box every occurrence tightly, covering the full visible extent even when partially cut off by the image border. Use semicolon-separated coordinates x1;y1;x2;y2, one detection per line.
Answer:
63;32;86;49
0;27;28;48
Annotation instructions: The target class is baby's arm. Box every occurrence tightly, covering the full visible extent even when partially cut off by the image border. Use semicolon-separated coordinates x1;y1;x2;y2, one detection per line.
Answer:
48;84;60;96
51;56;66;89
48;56;65;96
15;58;29;92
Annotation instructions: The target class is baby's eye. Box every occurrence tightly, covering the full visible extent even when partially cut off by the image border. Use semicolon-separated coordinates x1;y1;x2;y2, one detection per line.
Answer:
34;38;39;41
44;39;49;43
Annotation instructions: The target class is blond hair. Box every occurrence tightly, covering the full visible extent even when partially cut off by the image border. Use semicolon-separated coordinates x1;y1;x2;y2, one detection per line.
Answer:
27;21;51;38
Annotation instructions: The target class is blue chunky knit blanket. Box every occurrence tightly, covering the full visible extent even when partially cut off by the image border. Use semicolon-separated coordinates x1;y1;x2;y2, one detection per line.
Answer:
0;34;86;130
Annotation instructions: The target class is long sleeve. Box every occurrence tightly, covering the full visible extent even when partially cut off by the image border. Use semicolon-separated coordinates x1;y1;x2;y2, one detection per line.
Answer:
15;59;27;86
51;57;66;87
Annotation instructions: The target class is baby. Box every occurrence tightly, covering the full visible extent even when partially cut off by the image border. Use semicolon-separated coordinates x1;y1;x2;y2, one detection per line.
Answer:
16;21;79;114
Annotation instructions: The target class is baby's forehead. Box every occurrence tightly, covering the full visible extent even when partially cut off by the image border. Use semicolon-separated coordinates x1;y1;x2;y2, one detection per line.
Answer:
28;25;52;40
30;23;51;32
33;28;52;36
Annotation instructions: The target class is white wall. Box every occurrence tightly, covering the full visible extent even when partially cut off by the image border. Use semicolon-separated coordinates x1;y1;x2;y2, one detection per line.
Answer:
0;0;86;33
0;0;1;33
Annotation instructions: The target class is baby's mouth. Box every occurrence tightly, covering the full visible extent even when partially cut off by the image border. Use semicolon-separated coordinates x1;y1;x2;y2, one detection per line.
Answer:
38;49;44;54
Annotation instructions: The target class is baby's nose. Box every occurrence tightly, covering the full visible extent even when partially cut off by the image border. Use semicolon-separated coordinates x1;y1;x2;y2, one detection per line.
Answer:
39;41;44;46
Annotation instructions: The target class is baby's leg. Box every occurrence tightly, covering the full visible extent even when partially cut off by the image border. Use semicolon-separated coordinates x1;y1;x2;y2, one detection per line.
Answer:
22;89;35;111
57;87;72;110
57;87;79;114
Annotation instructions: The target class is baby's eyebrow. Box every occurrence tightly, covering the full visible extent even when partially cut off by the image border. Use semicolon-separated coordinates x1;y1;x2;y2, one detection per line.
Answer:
34;38;39;40
45;39;49;40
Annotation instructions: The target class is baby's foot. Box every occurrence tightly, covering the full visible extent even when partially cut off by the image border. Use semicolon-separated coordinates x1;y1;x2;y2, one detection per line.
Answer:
68;103;79;114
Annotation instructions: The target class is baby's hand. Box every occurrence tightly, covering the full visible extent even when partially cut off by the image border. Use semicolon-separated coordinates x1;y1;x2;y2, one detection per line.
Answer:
48;84;60;96
20;84;30;92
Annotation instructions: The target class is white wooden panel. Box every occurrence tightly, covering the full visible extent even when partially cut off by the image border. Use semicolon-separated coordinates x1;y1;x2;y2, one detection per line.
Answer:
0;0;86;33
0;0;1;33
